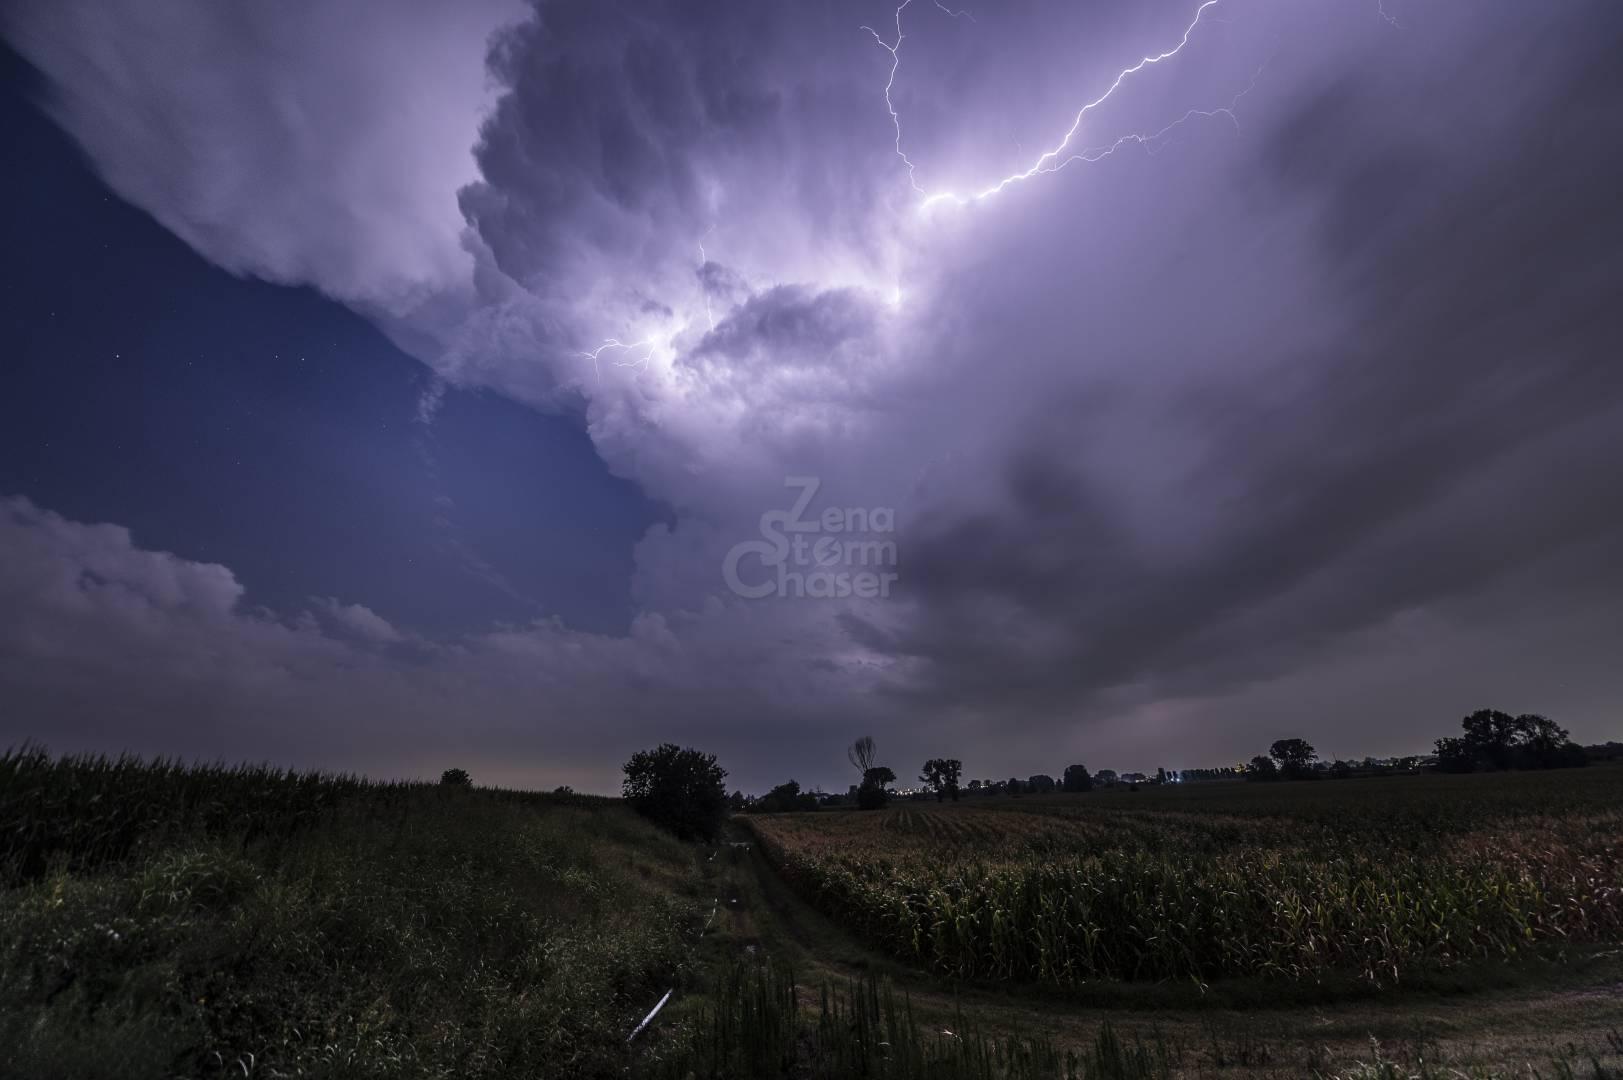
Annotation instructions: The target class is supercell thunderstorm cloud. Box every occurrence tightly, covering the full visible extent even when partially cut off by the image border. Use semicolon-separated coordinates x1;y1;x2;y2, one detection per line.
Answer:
2;0;1622;791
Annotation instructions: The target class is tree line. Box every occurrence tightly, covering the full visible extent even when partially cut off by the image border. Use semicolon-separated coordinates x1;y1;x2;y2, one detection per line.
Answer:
611;707;1596;838
740;737;1101;814
738;710;1594;815
1242;709;1587;781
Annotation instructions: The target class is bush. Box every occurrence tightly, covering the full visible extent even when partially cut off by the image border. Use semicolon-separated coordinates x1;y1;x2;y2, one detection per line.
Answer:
622;744;728;840
440;767;472;787
752;781;819;814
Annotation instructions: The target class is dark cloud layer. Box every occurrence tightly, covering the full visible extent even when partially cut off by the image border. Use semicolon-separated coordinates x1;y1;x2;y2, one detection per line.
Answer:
858;2;1623;726
869;2;1623;708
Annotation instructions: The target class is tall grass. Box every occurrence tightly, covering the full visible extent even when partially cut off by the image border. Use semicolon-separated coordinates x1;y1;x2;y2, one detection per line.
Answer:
0;748;698;1080
0;744;606;886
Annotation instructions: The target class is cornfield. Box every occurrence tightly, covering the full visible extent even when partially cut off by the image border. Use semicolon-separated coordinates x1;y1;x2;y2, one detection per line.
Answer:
745;770;1623;987
0;744;604;886
0;747;692;1078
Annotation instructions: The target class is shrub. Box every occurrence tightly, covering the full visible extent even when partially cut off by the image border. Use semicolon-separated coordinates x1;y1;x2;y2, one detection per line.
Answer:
622;744;728;841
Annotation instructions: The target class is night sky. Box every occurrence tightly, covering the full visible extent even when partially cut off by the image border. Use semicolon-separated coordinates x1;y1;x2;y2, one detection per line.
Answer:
2;0;1620;793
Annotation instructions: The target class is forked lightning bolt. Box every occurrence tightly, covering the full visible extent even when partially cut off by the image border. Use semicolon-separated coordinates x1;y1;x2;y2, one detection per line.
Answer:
581;338;658;379
884;0;1235;208
584;234;715;376
861;0;976;194
874;0;1400;209
590;0;1355;377
1061;65;1262;168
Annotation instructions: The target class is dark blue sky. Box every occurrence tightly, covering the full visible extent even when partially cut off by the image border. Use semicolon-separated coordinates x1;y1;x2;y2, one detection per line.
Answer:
0;44;664;638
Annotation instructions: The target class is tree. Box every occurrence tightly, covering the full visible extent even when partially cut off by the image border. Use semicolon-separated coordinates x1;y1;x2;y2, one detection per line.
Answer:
1006;776;1025;796
622;744;728;840
919;758;963;801
755;779;818;813
1094;769;1118;786
1512;714;1586;768
1434;736;1478;773
1026;774;1056;794
1461;709;1520;770
849;736;878;776
858;765;896;810
1246;755;1279;781
849;736;895;810
1449;708;1585;771
1180;767;1238;782
439;768;471;787
1269;738;1318;780
1062;764;1093;793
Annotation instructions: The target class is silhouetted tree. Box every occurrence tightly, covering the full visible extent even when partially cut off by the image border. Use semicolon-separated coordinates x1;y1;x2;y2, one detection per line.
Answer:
1434;736;1478;773
1585;741;1622;762
1180;767;1239;782
919;758;963;801
1329;760;1353;780
1006;776;1025;796
1246;755;1278;781
1444;709;1585;771
1026;774;1056;794
1269;738;1318;780
439;768;471;788
849;736;877;776
1512;714;1586;768
858;765;896;810
755;780;818;813
1094;769;1119;786
622;744;727;840
1062;764;1093;792
849;736;894;810
1462;709;1520;770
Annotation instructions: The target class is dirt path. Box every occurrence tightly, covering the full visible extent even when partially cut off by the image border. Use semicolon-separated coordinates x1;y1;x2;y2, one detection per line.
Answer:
704;822;1623;1077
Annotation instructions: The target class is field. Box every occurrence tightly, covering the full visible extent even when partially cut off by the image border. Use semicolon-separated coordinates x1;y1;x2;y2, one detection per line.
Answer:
744;770;1623;991
0;748;711;1080
5;749;1622;1079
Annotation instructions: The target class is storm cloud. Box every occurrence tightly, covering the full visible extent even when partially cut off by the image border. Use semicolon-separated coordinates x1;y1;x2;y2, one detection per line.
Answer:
5;0;1622;790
